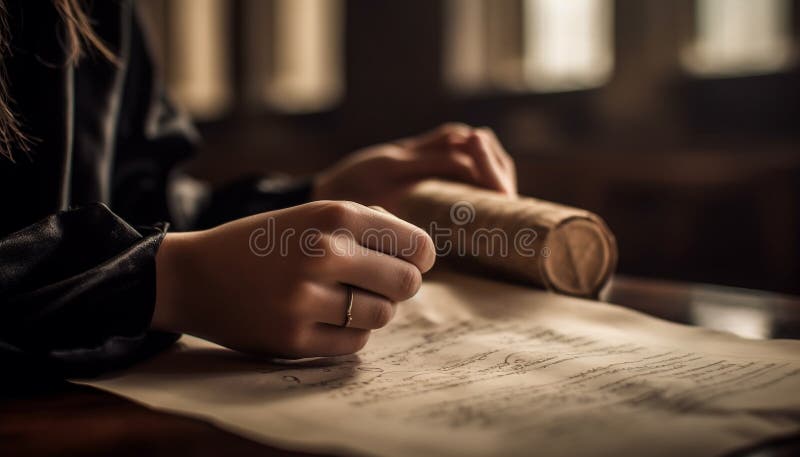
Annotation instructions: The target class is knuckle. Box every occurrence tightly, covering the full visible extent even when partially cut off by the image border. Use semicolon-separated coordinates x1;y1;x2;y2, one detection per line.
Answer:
440;122;471;133
382;146;408;162
318;201;359;228
444;132;463;146
477;126;495;136
374;153;399;169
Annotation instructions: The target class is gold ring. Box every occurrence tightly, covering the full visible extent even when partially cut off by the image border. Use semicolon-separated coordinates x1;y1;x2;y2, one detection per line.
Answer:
342;285;354;327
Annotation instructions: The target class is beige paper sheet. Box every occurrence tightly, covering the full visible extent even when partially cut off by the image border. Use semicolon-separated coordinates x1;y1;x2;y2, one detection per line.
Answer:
79;272;800;457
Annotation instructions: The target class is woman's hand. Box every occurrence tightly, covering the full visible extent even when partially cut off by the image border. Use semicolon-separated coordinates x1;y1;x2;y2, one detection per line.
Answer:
312;123;517;213
152;201;435;358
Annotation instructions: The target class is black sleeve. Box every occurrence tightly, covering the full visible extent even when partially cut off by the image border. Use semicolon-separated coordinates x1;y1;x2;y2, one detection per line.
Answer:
0;1;311;386
194;174;313;229
111;1;197;227
0;203;178;383
0;3;181;386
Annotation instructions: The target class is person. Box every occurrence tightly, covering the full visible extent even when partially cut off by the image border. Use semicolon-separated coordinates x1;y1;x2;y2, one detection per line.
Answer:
0;0;516;380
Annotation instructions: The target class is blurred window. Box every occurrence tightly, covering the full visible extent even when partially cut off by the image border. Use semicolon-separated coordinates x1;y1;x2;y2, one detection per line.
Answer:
683;0;794;76
140;0;344;119
166;0;233;119
444;0;613;93
142;0;796;120
248;0;344;113
522;0;613;92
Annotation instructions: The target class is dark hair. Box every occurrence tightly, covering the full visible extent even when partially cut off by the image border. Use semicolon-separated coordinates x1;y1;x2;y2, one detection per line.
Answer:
0;0;115;161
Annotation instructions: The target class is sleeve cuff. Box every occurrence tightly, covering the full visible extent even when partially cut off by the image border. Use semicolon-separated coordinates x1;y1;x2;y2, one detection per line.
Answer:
0;204;181;379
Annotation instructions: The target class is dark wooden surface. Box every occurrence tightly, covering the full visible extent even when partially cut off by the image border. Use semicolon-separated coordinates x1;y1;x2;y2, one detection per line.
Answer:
3;276;800;457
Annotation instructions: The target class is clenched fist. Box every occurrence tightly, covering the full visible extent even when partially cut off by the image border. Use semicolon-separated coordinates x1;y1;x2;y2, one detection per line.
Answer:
152;201;435;358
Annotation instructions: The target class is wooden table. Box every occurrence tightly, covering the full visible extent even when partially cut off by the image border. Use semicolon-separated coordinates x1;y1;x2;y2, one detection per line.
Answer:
3;276;800;457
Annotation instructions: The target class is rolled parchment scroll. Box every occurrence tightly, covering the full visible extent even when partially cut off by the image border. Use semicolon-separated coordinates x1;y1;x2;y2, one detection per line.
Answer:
394;180;617;298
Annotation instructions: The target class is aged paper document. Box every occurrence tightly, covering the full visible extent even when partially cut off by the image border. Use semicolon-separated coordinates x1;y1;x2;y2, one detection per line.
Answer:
80;272;800;457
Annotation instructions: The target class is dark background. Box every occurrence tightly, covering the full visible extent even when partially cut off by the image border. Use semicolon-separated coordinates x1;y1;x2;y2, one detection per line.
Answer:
141;0;800;295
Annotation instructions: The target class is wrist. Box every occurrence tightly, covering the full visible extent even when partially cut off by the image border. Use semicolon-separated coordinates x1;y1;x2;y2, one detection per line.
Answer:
152;231;198;332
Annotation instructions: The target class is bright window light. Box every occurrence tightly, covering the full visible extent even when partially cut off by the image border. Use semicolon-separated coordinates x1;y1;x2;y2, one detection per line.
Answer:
444;0;613;94
522;0;613;92
690;300;773;340
264;0;344;113
443;0;489;91
169;0;233;119
684;0;794;76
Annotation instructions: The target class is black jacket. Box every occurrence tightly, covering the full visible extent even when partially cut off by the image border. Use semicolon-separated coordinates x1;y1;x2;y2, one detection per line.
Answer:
0;0;309;380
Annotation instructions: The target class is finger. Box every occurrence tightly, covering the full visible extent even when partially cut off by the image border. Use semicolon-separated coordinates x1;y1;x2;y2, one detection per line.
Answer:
397;123;473;149
323;203;435;273
327;241;423;302
394;149;481;185
474;128;517;195
464;133;509;193
313;284;396;330
476;127;514;172
306;324;372;356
